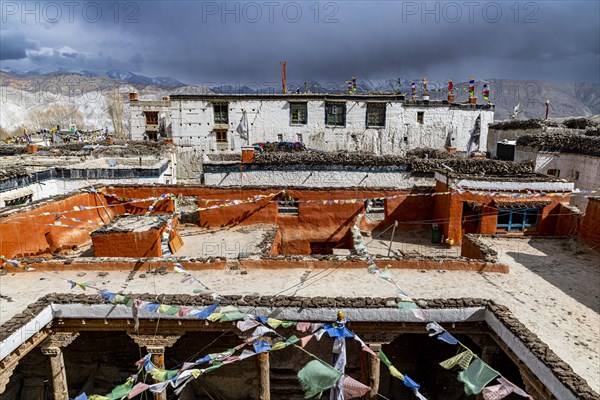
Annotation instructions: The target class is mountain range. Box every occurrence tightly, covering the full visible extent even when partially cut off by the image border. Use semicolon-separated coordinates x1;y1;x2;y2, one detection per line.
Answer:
0;68;186;87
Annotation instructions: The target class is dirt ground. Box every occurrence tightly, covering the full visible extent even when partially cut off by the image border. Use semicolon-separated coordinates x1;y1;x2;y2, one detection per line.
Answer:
0;237;598;392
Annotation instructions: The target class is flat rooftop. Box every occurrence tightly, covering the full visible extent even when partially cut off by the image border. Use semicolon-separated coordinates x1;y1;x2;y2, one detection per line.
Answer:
176;223;278;258
335;229;461;258
91;215;168;234
1;237;598;392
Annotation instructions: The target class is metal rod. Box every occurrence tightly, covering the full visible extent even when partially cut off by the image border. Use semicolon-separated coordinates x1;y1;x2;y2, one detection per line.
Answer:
387;221;398;257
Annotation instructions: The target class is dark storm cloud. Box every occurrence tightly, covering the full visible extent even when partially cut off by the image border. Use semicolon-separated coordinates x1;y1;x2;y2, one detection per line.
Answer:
1;1;598;83
0;31;37;60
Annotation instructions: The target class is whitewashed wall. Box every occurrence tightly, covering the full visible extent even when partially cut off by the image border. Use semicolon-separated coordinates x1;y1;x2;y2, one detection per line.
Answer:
515;146;600;210
0;173;171;208
132;97;493;156
204;169;434;188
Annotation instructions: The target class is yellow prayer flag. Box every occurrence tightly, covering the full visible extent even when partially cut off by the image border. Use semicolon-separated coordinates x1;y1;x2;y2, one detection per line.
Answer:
389;365;404;380
267;318;283;329
207;312;223;322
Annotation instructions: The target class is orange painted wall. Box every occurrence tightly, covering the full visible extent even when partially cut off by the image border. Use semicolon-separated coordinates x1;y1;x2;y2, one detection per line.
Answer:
0;192;117;258
92;230;162;257
580;198;600;251
0;185;579;259
433;180;568;244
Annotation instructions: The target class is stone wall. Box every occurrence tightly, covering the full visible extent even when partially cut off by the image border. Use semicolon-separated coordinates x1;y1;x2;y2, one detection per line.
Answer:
460;234;499;261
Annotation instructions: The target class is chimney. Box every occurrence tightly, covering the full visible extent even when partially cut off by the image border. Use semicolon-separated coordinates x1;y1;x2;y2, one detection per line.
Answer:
468;96;477;104
129;92;138;101
241;146;255;163
447;93;455;103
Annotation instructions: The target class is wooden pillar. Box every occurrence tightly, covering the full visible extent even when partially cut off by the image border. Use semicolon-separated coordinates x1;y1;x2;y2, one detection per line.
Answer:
40;333;79;400
148;346;167;400
367;343;382;398
258;352;270;400
128;334;181;400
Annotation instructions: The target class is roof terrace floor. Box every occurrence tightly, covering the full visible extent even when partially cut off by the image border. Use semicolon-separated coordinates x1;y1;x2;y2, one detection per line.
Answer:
0;237;598;392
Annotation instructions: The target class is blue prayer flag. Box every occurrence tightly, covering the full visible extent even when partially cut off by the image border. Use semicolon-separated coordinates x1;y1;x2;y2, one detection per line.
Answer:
403;375;420;390
195;302;220;319
253;340;271;354
437;331;459;345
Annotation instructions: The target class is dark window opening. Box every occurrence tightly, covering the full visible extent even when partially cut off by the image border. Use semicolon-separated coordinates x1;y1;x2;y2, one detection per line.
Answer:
366;103;386;127
213;103;229;125
547;169;560;177
366;199;385;213
277;195;299;215
325;102;346;127
144;111;158;125
290;103;308;124
310;242;337;255
417;111;424;124
5;194;33;207
215;129;228;150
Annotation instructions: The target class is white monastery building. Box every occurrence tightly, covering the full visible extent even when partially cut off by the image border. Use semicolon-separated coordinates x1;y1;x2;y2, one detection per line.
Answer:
130;93;494;155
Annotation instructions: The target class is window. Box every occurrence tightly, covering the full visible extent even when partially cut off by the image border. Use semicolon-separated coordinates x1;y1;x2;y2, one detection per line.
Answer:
417;111;424;124
574;171;580;180
366;199;385;213
215;129;228;150
213;103;229;125
290;103;308;124
277;195;299;215
297;134;303;142
547;169;560;177
366;103;386;127
496;207;540;232
325;102;346;127
365;199;385;222
4;194;33;207
277;134;283;141
145;111;158;125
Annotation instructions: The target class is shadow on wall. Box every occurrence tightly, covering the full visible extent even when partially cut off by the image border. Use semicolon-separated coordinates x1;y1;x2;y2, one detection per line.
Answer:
505;240;600;313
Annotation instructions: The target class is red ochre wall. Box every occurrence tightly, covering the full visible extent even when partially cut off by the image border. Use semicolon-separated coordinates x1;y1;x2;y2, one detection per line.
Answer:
0;192;118;258
104;186;435;255
0;185;579;258
92;230;162;257
433;181;568;244
580;198;600;251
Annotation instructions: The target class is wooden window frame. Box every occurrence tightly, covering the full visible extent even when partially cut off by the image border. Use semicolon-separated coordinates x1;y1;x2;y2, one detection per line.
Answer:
325;102;346;127
366;103;386;128
290;102;308;125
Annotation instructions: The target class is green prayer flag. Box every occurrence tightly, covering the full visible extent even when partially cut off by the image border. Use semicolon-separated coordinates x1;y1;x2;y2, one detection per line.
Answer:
298;360;342;398
378;350;392;367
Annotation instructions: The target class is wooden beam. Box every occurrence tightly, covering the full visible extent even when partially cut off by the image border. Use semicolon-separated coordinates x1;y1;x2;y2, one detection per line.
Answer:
258;352;270;400
487;329;556;399
0;329;49;394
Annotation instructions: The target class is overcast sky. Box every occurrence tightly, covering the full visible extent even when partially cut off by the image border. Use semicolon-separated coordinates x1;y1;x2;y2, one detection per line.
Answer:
1;0;599;85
